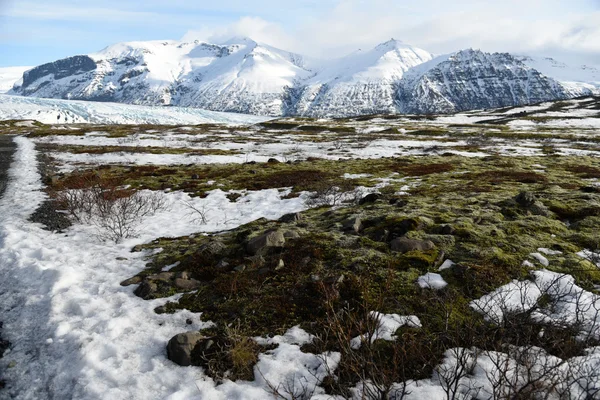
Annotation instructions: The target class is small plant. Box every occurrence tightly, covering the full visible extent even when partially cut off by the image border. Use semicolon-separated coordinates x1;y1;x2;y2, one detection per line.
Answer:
55;171;167;242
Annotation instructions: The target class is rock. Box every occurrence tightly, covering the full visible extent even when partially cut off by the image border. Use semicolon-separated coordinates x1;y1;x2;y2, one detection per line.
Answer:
343;216;363;234
167;332;205;367
191;174;200;180
267;158;280;164
390;237;435;254
514;191;549;216
120;276;142;286
389;198;408;207
196;241;227;257
147;272;175;282
276;259;285;271
387;218;422;239
440;224;455;235
368;228;389;242
246;230;286;255
359;193;381;205
177;271;191;280
283;230;300;239
174;278;201;290
134;281;158;299
279;212;303;223
215;260;230;269
234;265;246;273
186;319;193;325
154;306;167;314
515;191;537;207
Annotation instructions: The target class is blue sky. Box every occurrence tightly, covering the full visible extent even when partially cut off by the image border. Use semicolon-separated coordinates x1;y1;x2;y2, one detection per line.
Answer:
1;0;599;67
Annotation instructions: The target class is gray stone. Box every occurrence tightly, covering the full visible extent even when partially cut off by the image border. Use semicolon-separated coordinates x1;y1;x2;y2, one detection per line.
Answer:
440;224;455;235
196;241;227;257
215;260;230;269
167;332;205;367
283;230;300;239
515;191;549;216
234;265;246;273
147;272;175;282
120;276;142;286
279;212;303;223
246;230;286;255
276;259;285;271
390;237;435;254
177;271;191;280
343;216;363;234
134;281;158;299
359;193;381;205
515;191;537;207
174;278;201;290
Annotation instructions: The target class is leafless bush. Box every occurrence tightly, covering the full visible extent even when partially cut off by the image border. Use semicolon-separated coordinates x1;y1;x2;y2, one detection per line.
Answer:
56;176;167;242
305;181;358;208
182;200;210;225
93;190;167;242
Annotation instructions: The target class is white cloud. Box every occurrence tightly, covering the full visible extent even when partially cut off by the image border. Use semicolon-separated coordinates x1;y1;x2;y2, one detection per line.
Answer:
182;16;294;50
180;0;600;64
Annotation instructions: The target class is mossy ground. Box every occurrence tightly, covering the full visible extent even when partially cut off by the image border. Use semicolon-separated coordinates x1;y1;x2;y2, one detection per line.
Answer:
11;102;600;388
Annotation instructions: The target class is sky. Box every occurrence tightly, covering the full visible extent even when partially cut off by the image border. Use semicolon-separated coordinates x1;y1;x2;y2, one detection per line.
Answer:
0;0;599;67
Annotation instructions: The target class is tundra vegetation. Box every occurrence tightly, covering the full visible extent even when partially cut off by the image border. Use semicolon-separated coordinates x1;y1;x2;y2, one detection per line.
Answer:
3;97;600;398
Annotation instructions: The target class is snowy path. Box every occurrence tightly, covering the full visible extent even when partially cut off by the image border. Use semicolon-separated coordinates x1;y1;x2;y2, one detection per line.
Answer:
0;137;310;399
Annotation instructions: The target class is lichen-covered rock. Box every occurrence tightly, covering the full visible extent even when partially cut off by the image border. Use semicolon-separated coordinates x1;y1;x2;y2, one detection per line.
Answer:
174;278;201;290
279;212;303;223
167;332;205;367
246;230;286;255
343;216;363;234
120;276;142;287
390;237;435;254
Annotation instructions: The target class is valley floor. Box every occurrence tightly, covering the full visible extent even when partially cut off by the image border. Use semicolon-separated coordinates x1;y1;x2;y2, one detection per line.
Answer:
1;97;600;399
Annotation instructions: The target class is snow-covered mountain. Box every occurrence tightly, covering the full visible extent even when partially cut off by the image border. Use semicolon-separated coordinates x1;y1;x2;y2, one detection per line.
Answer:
0;67;32;93
398;50;568;114
517;55;600;96
11;38;313;116
290;40;434;117
9;38;596;117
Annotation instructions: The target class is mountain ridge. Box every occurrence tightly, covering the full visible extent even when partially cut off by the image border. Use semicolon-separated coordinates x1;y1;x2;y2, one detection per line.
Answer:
9;37;600;117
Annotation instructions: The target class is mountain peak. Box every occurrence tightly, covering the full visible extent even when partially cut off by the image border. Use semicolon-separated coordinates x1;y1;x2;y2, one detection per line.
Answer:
218;36;258;47
375;38;411;52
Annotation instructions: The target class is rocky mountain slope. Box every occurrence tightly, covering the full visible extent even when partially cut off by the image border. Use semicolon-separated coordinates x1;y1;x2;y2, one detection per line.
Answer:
9;38;594;117
397;50;568;114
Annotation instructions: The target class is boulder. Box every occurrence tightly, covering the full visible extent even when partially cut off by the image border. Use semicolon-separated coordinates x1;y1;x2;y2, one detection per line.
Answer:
514;191;549;216
279;212;303;223
147;272;175;282
167;332;205;367
120;276;142;286
515;191;537;207
174;278;201;291
440;224;455;235
196;241;227;257
359;193;381;205
391;237;435;254
267;158;280;164
283;230;300;239
246;230;286;255
134;281;158;299
343;216;363;234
